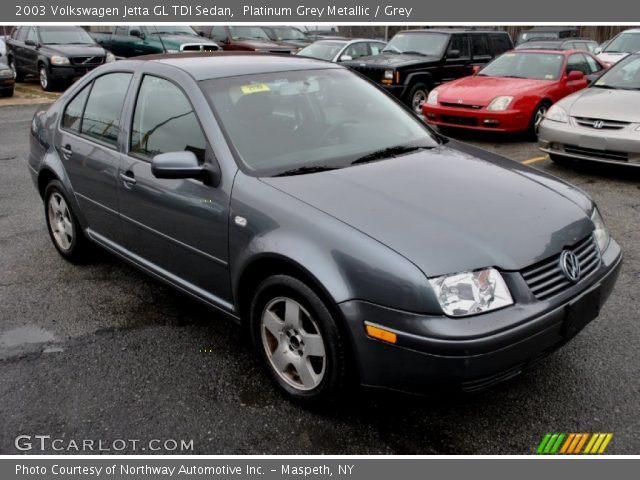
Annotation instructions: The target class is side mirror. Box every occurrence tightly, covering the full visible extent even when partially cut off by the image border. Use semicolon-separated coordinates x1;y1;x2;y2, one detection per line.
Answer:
198;31;205;37
594;47;602;55
152;151;203;179
130;29;144;39
471;65;481;75
447;49;460;59
339;54;353;62
25;39;37;47
152;151;221;186
567;70;585;81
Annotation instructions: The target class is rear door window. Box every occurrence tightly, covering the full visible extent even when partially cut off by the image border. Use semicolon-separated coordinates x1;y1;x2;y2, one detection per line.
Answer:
62;84;91;133
80;73;132;146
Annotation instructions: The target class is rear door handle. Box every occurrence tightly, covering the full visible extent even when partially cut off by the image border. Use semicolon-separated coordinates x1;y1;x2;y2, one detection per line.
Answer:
60;145;73;158
119;172;136;185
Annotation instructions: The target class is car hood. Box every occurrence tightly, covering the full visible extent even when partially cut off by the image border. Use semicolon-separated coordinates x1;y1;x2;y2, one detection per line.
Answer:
347;52;439;68
261;145;593;277
234;39;291;50
437;76;553;105
43;44;106;56
597;51;630;65
154;34;218;48
559;87;640;123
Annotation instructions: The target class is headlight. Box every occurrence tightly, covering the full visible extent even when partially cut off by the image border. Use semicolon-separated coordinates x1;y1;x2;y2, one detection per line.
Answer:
591;207;609;252
165;49;180;54
105;52;116;63
487;96;514;111
429;268;514;317
545;104;568;123
426;89;439;106
0;68;14;78
384;70;394;80
50;56;70;66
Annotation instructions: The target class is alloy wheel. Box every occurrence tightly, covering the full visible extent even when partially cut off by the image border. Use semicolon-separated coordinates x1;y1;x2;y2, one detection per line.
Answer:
260;296;326;391
412;89;427;113
47;192;74;251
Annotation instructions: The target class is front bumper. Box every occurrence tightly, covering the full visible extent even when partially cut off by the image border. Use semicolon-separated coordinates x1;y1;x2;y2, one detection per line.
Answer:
339;239;622;393
423;104;531;132
539;119;640;166
50;65;100;81
0;77;15;90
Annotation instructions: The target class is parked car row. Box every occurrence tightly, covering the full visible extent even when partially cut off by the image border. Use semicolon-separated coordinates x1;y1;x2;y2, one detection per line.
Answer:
0;35;15;97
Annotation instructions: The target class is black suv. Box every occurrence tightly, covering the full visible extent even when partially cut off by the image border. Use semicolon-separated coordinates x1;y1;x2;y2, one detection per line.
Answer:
6;26;113;91
345;29;513;112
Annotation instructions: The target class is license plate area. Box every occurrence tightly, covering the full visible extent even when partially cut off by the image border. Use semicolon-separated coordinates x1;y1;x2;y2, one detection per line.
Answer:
562;287;601;339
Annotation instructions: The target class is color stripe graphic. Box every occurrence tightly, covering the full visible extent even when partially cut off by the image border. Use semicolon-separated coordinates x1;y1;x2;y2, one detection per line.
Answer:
536;433;613;454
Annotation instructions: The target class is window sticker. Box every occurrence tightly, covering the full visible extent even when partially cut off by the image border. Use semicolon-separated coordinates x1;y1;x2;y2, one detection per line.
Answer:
240;84;271;94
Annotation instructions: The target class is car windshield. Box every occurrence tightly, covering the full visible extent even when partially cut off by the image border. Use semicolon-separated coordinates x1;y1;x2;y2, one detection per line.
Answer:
147;26;198;36
297;41;345;61
38;27;95;45
382;32;449;56
200;69;439;176
604;32;640;53
592;54;640;90
479;52;565;80
517;32;558;44
267;27;307;41
229;26;270;41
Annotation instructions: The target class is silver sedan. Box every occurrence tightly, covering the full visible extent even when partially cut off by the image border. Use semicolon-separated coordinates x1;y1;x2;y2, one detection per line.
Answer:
297;38;386;63
539;52;640;167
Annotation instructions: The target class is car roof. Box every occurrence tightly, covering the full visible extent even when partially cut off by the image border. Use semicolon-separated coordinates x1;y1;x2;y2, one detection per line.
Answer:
122;52;343;81
398;29;507;35
506;48;583;56
522;26;579;32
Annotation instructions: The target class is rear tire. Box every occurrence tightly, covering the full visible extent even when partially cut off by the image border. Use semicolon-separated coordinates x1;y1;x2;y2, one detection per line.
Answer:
250;274;347;404
8;57;24;82
44;180;91;263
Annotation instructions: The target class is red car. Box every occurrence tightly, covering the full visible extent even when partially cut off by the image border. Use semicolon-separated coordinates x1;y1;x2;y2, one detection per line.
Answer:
422;49;608;135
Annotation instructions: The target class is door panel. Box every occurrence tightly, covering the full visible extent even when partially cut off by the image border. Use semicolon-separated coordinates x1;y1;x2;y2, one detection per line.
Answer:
119;75;231;302
57;73;133;243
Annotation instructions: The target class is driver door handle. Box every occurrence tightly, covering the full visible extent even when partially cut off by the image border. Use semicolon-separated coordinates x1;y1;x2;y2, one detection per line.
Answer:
120;171;136;185
60;145;73;158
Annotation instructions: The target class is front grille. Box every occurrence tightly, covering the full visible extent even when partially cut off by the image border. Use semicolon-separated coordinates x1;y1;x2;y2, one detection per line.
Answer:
440;102;483;110
521;235;600;300
351;66;382;83
439;115;479;126
564;145;629;162
71;56;104;65
573;117;629;130
180;44;220;52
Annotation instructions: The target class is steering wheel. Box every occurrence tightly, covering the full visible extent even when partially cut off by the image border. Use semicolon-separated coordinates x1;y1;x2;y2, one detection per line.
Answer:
320;119;359;143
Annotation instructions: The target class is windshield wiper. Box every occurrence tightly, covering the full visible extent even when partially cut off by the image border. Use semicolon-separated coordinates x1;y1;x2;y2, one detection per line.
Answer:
273;165;338;177
351;145;433;165
401;50;427;56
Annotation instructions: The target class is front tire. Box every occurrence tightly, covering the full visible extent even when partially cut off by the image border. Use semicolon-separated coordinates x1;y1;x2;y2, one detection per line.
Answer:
406;82;429;114
39;65;55;92
529;101;551;139
44;180;91;263
250;275;347;404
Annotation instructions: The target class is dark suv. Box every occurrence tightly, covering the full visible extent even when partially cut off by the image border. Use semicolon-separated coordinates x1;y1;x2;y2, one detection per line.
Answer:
345;29;513;112
6;26;113;91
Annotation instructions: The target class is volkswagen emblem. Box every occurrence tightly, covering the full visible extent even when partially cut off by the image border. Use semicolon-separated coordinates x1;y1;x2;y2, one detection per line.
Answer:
457;99;464;104
559;250;581;282
592;120;605;129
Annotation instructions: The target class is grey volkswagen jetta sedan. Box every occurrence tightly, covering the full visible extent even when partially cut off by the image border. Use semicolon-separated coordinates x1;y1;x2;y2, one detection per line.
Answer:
28;53;622;402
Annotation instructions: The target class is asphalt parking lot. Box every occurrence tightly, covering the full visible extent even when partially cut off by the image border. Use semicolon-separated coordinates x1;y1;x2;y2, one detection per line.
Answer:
1;104;639;455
